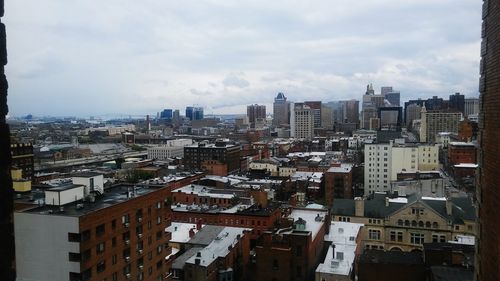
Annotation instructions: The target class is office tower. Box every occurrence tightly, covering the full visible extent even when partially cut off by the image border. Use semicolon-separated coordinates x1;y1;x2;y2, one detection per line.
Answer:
160;109;173;120
320;105;334;130
405;103;422;130
290;103;314;139
343;99;360;124
381;86;393;96
247;104;266;128
304;101;322;128
185;106;204;121
464;98;479;117
172;109;180;122
385;91;401;106
449;92;465;113
362;84;385;129
273;92;290;127
419;106;462;143
425;96;445;111
477;1;500;280
404;99;425;124
378;107;403;131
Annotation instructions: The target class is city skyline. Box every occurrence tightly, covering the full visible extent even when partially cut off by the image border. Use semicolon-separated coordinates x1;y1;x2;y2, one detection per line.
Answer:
6;0;481;117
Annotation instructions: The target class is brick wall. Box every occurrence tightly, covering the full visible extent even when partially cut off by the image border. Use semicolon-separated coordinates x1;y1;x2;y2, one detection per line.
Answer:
477;1;500;280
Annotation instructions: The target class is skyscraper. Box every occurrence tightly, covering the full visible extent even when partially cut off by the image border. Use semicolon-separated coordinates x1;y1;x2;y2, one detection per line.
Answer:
477;1;500;280
385;91;401;106
449;92;465;114
160;108;173;120
272;92;290;127
342;99;360;125
290;103;314;139
247;104;266;128
304;101;322;128
185;106;204;121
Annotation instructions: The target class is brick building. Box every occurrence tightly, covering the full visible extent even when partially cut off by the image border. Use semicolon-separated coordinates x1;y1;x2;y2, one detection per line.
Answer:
255;208;330;281
447;142;477;166
171;203;282;241
183;141;240;174
14;183;174;281
10;142;34;179
324;163;354;206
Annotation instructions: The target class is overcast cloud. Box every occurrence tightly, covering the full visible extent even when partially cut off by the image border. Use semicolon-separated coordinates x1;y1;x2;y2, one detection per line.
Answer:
5;0;481;116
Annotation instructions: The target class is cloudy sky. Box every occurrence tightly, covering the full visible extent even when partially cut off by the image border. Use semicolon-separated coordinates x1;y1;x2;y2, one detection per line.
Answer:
5;0;481;117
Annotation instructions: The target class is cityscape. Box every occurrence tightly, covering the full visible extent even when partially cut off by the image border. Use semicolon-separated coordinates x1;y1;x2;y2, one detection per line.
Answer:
1;1;499;281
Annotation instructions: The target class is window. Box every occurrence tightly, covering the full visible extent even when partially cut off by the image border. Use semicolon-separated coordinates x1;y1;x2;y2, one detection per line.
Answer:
112;272;117;281
112;254;117;265
156;216;162;225
397;232;403;242
397;219;403;226
112;219;116;230
97;261;106;273
368;229;381;240
68;232;81;242
96;242;105;254
82;230;91;242
122;214;130;225
272;259;279;270
433;222;439;229
69;252;81;262
157;245;162;254
156;202;162;209
96;224;105;237
390;231;396;241
156;231;162;240
82;249;91;261
112;237;116;247
410;233;425;245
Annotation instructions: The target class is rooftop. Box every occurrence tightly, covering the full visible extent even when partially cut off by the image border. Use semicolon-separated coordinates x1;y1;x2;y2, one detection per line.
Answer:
166;222;204;244
185;226;249;267
20;183;169;217
359;249;423;265
172;184;235;199
286;208;328;239
327;164;353;173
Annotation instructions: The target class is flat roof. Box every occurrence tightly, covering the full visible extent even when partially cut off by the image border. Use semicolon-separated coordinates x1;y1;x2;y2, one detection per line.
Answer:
172;184;235;199
185;226;249;267
21;183;170;217
166;222;204;244
287;208;328;240
46;184;84;192
327;164;353;173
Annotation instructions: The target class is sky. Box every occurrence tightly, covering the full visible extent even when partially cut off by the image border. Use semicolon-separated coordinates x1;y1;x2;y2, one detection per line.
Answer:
5;0;481;117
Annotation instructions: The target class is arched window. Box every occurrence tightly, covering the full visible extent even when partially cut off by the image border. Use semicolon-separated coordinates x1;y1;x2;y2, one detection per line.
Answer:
426;221;431;228
433;222;439;229
405;220;410;226
412;220;417;227
273;259;279;270
397;219;403;226
418;221;424;227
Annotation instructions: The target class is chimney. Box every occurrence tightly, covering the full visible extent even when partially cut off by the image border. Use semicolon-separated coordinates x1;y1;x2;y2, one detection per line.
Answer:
446;199;453;216
189;228;195;238
196;219;202;230
385;197;390;207
355;197;364;217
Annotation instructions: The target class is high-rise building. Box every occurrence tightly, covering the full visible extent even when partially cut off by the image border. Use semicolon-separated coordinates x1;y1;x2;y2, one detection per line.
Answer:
272;92;290;127
160;109;173;120
464;98;479;117
247;104;266;128
172;109;180;122
405;103;422;130
385;91;401;106
304;101;322;128
320;105;334;130
425;96;446;111
419;106;462;143
342;99;360;125
381;86;393;96
477;1;500;280
183;140;241;174
362;84;385;129
185;106;204;121
290;103;314;139
449;92;465;114
364;141;439;195
379;107;403;131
